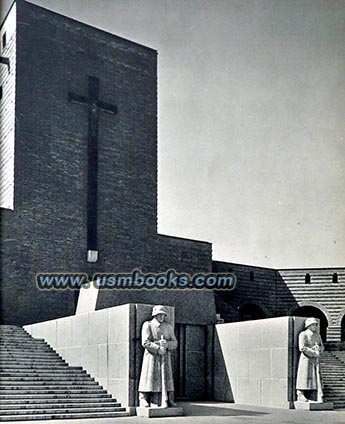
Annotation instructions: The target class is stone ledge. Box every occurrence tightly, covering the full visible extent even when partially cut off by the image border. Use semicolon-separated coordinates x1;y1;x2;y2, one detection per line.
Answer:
136;406;184;417
294;401;334;410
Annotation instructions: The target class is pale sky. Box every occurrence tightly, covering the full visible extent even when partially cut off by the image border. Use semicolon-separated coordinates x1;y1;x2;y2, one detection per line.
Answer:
2;0;345;268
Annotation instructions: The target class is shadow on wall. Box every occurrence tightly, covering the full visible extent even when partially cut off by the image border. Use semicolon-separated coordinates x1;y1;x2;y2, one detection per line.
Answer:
237;303;266;321
213;329;235;402
212;262;300;324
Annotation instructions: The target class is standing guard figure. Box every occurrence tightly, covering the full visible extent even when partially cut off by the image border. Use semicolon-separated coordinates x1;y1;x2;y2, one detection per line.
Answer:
296;317;324;402
138;305;178;408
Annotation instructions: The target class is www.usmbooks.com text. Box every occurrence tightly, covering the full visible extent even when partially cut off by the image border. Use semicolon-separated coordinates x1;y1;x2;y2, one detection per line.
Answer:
36;269;236;290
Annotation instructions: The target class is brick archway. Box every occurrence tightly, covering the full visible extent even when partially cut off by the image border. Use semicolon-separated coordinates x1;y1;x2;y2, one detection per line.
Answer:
287;301;332;325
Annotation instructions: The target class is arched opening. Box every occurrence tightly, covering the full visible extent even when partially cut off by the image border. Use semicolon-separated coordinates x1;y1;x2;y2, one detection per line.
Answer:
341;315;345;342
291;306;328;342
238;303;266;321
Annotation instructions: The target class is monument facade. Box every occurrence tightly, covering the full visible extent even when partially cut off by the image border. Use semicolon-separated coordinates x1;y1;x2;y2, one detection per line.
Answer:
1;1;343;343
0;4;344;408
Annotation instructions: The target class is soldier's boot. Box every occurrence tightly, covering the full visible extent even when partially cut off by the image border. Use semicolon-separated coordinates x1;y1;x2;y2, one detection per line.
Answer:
168;391;177;407
150;392;160;408
309;390;320;402
297;390;308;402
139;392;150;407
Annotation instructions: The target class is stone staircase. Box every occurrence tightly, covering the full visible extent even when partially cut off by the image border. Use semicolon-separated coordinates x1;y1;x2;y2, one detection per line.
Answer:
321;349;345;409
0;325;131;421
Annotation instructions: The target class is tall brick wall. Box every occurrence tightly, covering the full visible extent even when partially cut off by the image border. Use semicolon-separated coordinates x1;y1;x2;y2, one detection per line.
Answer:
212;261;282;322
0;2;16;209
0;1;216;326
1;0;158;325
213;260;345;342
276;268;345;341
97;234;216;325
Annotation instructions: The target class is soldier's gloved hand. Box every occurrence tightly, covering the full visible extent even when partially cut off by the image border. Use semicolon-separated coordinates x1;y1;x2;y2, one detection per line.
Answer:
158;346;166;355
159;339;167;348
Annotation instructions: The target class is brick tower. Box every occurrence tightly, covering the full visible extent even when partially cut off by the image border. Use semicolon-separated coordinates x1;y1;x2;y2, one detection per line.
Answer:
0;1;214;326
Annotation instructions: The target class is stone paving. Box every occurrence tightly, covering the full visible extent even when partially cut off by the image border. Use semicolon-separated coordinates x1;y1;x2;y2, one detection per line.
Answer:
2;402;345;424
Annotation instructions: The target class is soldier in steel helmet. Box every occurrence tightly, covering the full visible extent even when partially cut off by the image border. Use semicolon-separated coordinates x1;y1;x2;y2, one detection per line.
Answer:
138;305;178;408
296;317;324;402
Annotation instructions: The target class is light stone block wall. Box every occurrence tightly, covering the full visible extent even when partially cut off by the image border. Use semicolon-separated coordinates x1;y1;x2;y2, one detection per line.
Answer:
214;316;306;409
24;304;132;406
24;303;175;407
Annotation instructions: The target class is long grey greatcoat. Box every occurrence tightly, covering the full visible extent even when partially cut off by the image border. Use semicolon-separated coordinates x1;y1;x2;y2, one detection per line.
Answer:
296;328;324;390
138;319;177;392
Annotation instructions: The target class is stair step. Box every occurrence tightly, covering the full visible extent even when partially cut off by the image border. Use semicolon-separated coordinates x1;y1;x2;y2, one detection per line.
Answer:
0;339;46;342
0;383;104;389
323;371;345;382
0;380;98;386
0;371;87;377
0;401;120;409
0;346;56;357
0;410;130;421
0;367;78;373
320;384;345;387
0;352;68;359
0;364;84;370
0;359;66;364
0;342;45;345
0;406;127;415
0;356;63;360
0;334;43;337
333;403;345;408
0;340;51;344
0;353;61;358
322;393;345;398
0;389;107;394
0;374;95;385
0;393;111;400
0;349;58;353
323;375;345;379
0;344;47;348
0;366;70;372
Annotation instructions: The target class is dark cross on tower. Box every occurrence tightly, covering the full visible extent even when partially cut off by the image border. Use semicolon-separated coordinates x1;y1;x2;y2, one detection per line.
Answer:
68;76;117;262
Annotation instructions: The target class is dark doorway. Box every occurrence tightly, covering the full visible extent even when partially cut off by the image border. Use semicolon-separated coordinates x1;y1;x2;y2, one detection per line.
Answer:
238;303;266;321
291;306;328;342
174;324;208;400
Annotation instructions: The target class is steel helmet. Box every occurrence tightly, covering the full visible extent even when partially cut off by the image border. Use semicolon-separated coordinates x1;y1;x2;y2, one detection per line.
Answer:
305;317;318;328
152;305;168;316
